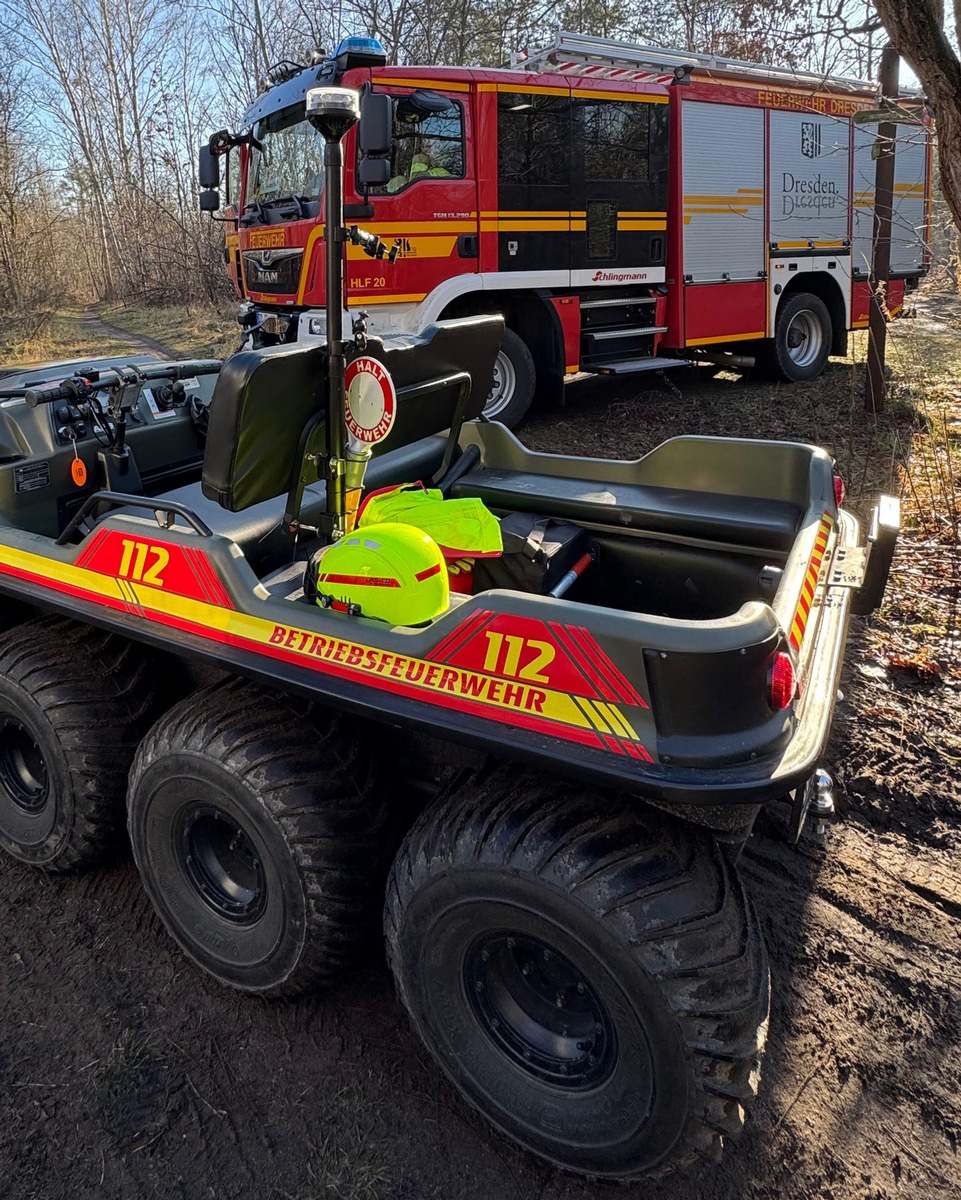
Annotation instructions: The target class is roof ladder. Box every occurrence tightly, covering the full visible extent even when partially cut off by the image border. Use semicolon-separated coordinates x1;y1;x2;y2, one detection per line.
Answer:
511;30;878;96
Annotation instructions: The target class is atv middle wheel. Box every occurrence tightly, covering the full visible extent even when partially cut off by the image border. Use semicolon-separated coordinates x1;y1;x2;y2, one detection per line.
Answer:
385;769;769;1180
0;616;159;871
127;679;399;998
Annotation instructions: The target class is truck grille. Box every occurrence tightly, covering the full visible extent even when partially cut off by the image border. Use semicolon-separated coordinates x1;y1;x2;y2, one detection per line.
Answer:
242;248;303;294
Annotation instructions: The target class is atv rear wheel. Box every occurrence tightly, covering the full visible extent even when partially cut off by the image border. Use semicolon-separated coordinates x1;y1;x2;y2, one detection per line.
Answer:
127;679;399;998
385;768;769;1180
0;616;158;870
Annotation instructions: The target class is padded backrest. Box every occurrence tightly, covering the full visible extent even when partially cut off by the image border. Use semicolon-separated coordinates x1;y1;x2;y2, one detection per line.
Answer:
202;342;324;512
201;315;502;512
364;316;502;450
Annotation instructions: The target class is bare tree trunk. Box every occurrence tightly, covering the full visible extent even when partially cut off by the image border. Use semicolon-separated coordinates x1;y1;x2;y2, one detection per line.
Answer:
873;0;961;233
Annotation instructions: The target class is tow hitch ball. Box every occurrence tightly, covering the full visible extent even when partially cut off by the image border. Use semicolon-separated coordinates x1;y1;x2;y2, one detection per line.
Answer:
789;768;836;842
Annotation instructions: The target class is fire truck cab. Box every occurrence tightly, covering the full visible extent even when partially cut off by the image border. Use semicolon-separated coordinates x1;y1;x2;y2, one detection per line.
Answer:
202;32;932;427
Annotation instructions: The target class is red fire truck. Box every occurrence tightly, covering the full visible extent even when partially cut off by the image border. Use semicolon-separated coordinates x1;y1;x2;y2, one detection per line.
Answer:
202;31;932;427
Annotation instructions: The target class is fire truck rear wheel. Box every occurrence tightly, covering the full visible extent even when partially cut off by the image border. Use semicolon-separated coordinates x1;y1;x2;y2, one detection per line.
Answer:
765;292;832;382
127;679;397;999
483;328;536;427
0;616;158;871
385;768;770;1179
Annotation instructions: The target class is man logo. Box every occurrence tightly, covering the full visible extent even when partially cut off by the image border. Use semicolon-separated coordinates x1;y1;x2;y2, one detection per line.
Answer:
801;121;822;159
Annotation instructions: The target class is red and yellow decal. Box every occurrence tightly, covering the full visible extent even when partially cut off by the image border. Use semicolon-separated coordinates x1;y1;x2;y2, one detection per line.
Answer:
789;514;834;652
0;534;651;762
426;610;650;759
76;528;235;609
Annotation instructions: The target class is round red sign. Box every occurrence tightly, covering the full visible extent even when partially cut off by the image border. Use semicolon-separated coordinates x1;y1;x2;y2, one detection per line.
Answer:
344;356;396;445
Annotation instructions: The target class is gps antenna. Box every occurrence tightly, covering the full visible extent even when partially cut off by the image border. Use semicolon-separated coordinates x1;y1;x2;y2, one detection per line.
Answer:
305;86;361;542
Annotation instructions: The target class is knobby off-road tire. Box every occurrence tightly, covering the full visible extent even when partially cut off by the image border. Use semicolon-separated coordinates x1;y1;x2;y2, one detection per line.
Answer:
0;616;158;871
128;679;398;999
385;768;770;1180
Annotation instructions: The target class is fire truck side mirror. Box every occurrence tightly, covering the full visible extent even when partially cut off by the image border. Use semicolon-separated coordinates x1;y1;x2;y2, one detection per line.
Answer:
357;158;391;189
199;144;221;189
199;189;221;213
359;93;393;156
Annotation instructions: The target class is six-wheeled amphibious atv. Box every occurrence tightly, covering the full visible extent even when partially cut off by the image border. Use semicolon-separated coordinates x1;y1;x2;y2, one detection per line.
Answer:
0;87;898;1181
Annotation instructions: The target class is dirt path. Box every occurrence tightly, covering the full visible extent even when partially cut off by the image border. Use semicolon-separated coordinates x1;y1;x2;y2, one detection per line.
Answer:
0;314;959;1199
81;305;177;360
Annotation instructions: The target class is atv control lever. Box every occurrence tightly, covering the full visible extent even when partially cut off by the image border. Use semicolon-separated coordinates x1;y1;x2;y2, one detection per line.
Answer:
347;225;401;264
24;378;88;408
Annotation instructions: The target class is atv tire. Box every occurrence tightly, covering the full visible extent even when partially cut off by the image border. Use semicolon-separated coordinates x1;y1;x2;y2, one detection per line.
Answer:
0;616;158;870
128;679;398;999
385;768;770;1180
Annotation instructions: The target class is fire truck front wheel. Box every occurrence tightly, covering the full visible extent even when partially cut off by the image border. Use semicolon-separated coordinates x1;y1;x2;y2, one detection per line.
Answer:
386;768;770;1179
127;679;398;998
765;292;833;382
483;328;536;427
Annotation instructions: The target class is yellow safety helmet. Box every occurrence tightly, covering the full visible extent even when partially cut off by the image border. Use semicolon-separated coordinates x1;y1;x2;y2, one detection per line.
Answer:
314;522;449;626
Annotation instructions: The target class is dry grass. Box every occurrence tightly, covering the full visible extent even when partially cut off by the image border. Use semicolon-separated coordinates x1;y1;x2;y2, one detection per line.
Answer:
0;310;133;368
101;302;238;359
861;301;961;742
886;301;961;543
0;303;238;368
297;1078;393;1200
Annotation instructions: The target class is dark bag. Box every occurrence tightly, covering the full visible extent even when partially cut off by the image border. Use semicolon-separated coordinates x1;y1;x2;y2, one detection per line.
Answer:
473;514;589;595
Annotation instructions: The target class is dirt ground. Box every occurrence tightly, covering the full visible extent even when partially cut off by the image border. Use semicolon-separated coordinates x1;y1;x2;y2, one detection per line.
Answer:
80;306;177;360
1;307;959;1200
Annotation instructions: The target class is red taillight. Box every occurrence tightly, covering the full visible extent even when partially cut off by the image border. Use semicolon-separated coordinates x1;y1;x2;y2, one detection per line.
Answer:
833;474;845;509
769;652;796;710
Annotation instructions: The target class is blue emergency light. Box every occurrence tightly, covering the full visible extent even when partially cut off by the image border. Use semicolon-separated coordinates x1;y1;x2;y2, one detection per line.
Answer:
333;37;388;69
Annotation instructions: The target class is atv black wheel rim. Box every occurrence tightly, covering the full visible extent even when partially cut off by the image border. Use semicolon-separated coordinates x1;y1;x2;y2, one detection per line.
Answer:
0;718;48;813
465;931;617;1090
178;805;267;924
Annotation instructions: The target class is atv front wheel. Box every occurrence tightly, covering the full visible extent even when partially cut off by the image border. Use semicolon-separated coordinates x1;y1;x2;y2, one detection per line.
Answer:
128;679;399;998
385;768;769;1179
0;617;158;870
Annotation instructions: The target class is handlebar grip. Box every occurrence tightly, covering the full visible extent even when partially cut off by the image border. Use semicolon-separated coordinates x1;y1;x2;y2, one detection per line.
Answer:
176;359;222;378
24;382;76;408
139;360;221;382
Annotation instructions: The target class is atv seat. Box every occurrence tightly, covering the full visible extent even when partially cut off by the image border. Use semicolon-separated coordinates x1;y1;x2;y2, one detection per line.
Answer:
450;469;803;553
201;317;502;514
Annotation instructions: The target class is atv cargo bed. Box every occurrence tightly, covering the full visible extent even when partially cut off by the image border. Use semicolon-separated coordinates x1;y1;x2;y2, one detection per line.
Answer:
0;408;887;810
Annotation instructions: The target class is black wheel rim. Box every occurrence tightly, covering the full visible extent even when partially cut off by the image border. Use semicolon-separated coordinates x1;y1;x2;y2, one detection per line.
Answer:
178;804;267;924
465;931;617;1090
0;718;48;813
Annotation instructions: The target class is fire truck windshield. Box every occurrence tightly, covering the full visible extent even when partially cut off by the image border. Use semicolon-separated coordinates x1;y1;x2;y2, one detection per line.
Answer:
244;101;325;217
